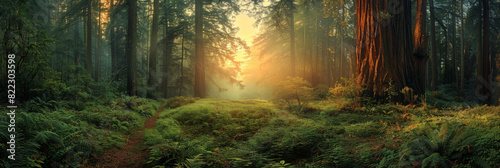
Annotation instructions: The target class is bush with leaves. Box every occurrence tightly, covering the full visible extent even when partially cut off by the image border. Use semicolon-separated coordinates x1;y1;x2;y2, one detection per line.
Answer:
273;76;313;112
165;96;196;108
398;121;488;168
314;84;330;100
474;128;500;167
146;139;210;167
329;77;360;98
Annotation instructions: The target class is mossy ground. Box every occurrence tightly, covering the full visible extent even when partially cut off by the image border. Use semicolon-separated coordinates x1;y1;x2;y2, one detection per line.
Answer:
142;97;500;167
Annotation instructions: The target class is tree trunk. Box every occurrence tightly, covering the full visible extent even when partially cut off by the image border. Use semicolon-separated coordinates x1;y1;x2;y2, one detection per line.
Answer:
482;0;490;104
179;33;184;96
340;3;344;80
430;0;437;91
289;0;295;77
74;17;80;65
460;0;465;97
303;17;307;79
147;0;159;98
86;0;92;78
313;13;319;86
451;0;458;95
162;26;175;98
110;0;116;75
194;0;206;97
96;1;101;82
477;0;483;99
414;0;428;95
355;0;416;97
127;0;138;96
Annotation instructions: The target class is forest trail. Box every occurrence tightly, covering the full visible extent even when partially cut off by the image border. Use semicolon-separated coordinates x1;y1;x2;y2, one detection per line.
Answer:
90;105;164;168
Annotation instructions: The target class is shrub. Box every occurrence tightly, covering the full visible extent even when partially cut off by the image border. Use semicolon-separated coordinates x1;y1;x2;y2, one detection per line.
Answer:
246;119;325;162
155;118;182;140
399;121;488;168
143;129;164;146
273;76;313;112
401;87;418;104
314;84;330;99
165;96;196;108
146;139;209;167
474;128;500;166
329;77;360;98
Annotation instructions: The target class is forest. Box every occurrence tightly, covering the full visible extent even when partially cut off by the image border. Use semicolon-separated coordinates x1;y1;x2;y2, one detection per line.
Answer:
1;0;500;167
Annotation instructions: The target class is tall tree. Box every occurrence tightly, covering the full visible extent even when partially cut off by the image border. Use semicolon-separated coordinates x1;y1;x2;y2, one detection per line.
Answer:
110;0;117;76
194;0;206;97
481;0;490;103
430;0;438;91
86;0;92;78
355;0;417;98
96;0;101;82
477;0;483;100
460;0;465;97
127;0;137;96
288;0;295;77
414;0;427;95
147;0;159;98
451;0;458;95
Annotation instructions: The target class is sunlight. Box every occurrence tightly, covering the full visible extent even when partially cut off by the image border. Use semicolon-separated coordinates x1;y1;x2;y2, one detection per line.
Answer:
233;13;258;80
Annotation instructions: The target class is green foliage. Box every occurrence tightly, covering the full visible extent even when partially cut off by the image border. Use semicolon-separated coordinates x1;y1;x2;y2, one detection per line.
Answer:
399;121;486;168
329;77;360;98
378;148;399;168
345;121;383;138
474;128;500;166
246;119;326;162
384;80;399;102
165;96;196;108
156;118;182;140
146;139;210;167
144;129;165;146
313;84;330;100
274;76;314;112
401;87;418;104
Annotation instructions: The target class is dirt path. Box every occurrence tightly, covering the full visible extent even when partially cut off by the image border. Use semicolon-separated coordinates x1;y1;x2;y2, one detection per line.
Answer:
90;105;164;168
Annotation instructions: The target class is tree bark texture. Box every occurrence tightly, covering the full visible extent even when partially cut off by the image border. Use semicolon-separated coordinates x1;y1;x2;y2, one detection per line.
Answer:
355;0;416;97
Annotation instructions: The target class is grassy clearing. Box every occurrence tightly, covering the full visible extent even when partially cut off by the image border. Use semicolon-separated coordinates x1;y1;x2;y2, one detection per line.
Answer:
144;97;500;168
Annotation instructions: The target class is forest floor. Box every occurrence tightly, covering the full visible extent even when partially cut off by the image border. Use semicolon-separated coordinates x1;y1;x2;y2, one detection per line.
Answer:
5;94;499;168
90;105;164;168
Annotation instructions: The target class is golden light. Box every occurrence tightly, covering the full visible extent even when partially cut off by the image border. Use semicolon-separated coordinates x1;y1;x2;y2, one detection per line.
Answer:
233;13;258;80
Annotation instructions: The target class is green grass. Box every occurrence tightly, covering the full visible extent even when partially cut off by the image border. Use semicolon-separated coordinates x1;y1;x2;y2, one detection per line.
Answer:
6;95;499;168
144;97;500;168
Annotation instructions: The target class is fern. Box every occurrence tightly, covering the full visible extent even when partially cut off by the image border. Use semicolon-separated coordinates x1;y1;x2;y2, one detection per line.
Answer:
399;121;487;168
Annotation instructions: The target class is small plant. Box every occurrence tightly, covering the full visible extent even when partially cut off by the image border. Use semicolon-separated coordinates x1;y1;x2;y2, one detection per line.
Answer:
165;96;196;108
273;76;313;113
399;121;487;168
266;160;291;168
401;87;418;105
314;84;330;99
384;80;399;102
329;77;360;98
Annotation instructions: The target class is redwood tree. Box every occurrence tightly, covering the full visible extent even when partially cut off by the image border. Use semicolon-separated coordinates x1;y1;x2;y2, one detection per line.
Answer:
194;0;206;98
481;0;490;103
127;0;138;96
414;0;427;95
147;0;159;98
430;0;438;91
355;0;417;97
86;0;92;78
